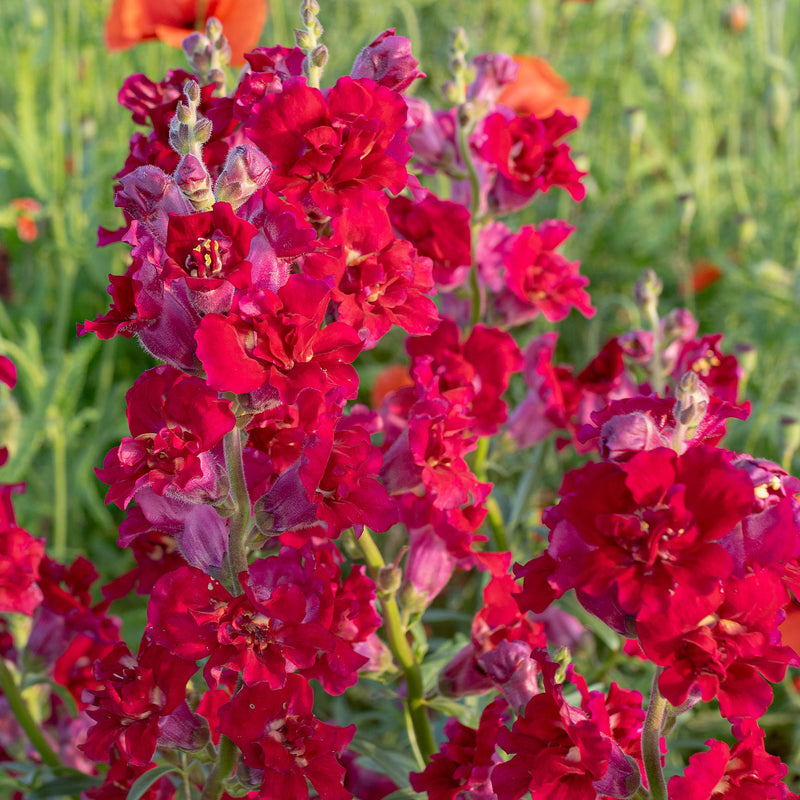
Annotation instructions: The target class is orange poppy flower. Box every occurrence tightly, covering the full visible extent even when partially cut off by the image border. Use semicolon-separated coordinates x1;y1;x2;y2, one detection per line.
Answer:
105;0;268;67
497;55;590;124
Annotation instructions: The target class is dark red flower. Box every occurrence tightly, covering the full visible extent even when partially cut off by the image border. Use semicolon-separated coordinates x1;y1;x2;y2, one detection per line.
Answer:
195;275;364;400
217;674;355;800
81;638;197;765
97;365;235;508
410;697;507;800
243;76;410;217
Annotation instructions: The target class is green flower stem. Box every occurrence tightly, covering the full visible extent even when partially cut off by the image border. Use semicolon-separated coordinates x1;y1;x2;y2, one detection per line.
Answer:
223;409;251;593
357;529;436;764
472;438;509;552
642;667;669;800
0;657;61;768
199;734;237;800
455;108;485;327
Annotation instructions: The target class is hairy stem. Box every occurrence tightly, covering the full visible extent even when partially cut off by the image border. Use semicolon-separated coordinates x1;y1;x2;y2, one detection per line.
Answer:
642;667;668;800
357;529;437;764
223;411;251;592
199;734;237;800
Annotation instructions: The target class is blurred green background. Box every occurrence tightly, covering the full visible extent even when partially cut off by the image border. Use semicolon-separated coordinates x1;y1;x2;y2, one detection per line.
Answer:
1;0;799;567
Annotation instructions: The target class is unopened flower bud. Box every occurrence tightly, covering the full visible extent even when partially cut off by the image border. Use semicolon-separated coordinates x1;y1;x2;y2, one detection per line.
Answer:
300;0;320;25
649;18;677;57
215;145;273;209
182;32;213;74
206;16;224;42
194;117;213;144
674;371;709;429
294;28;314;50
175;102;194;124
376;565;402;597
175;154;214;211
169;120;192;155
310;44;328;69
633;268;663;310
184;79;201;106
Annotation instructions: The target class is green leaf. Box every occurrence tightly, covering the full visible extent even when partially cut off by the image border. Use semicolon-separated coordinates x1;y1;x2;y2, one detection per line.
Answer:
28;773;103;799
126;766;179;800
381;789;424;800
349;736;418;789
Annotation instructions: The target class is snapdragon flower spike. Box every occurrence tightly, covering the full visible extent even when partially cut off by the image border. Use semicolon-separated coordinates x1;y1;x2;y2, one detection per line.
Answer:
243;75;411;218
217;674;355;800
97;365;235;508
80;638;197;766
195;274;363;400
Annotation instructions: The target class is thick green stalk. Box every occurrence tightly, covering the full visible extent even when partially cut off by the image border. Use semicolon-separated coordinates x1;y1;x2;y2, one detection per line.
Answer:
223;416;251;592
0;658;61;768
357;529;436;764
199;734;237;800
642;668;668;800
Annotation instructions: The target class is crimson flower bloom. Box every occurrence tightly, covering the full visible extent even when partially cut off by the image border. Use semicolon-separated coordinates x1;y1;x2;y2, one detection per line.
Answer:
81;638;197;765
243;76;411;217
515;445;756;630
195;275;364;400
148;543;380;694
217;674;355;800
105;0;268;67
410;697;508;800
668;719;799;799
97;365;235;508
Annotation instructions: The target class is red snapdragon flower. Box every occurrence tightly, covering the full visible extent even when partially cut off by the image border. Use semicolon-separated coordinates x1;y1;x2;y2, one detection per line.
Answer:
217;674;355;800
407;318;522;437
515;445;756;630
81;638;197;765
195;274;364;400
148;543;380;694
244;76;411;218
387;193;472;291
668;719;799;800
97;365;235;508
305;195;439;347
410;697;508;800
478;109;586;212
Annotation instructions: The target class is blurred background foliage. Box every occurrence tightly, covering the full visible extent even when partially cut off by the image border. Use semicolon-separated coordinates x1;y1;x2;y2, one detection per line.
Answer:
1;0;800;569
